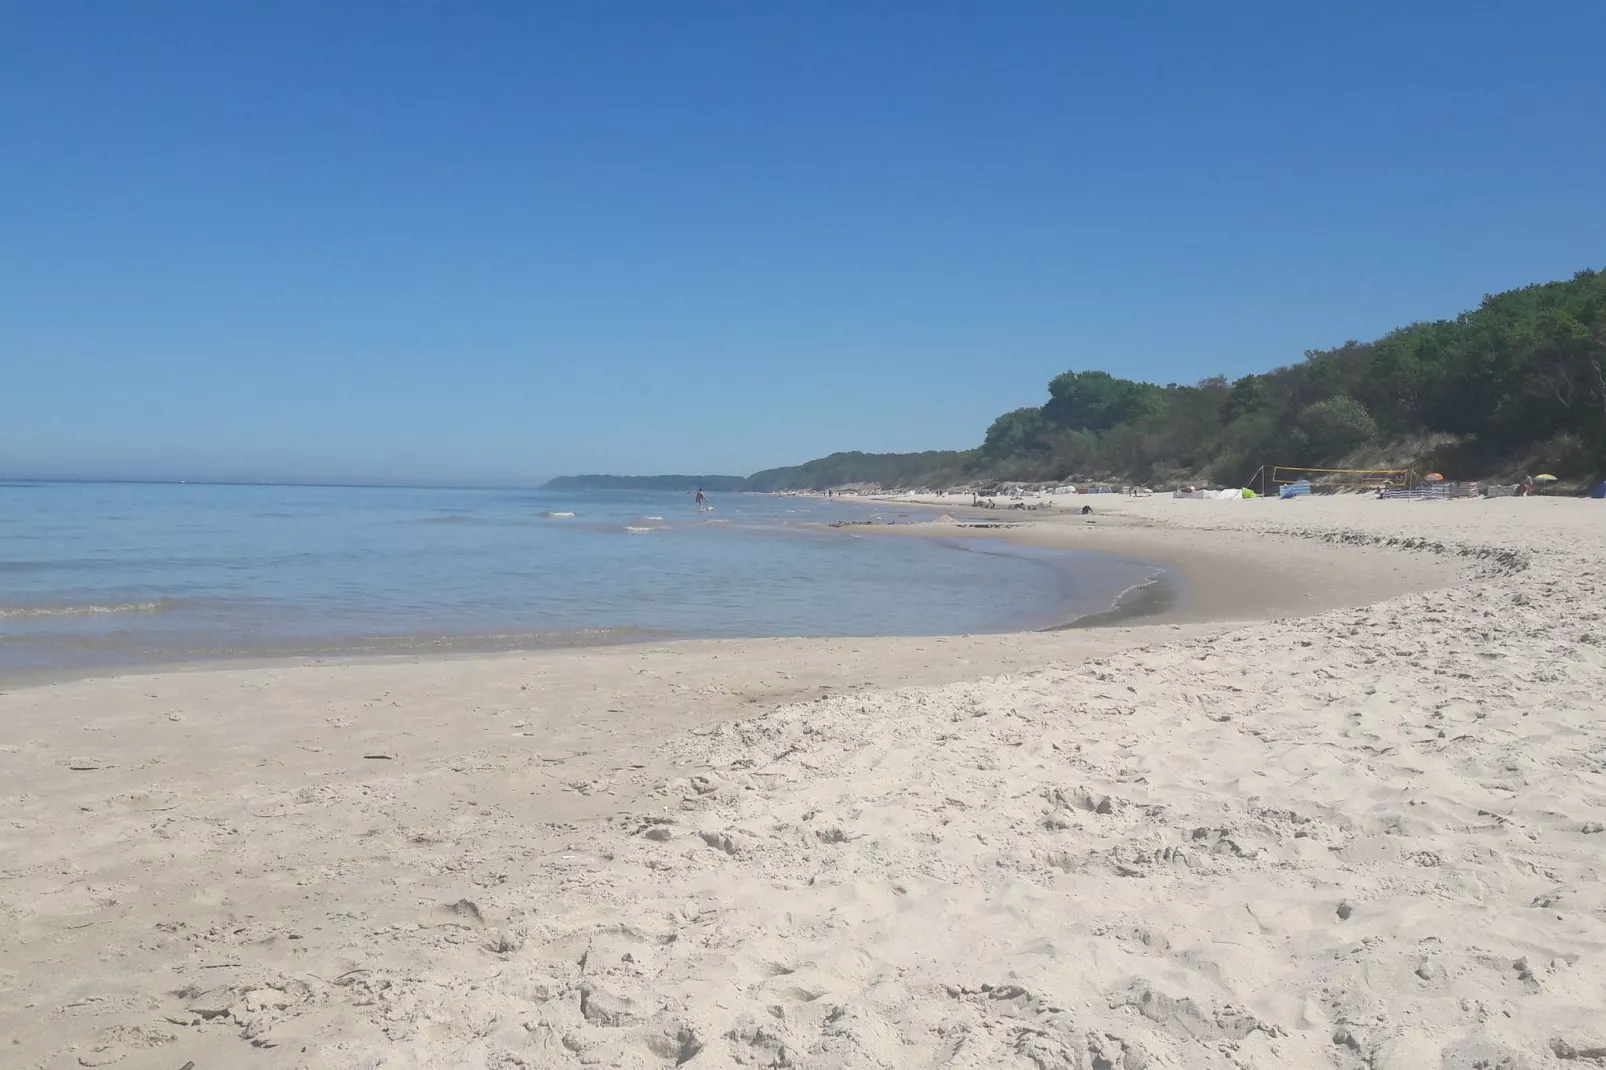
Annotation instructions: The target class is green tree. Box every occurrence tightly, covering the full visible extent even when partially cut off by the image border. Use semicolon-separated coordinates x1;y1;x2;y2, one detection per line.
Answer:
1043;370;1163;431
1220;375;1272;423
981;407;1053;457
1298;396;1377;462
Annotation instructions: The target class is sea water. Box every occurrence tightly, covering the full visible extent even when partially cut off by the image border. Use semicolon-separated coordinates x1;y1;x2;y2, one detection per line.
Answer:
0;482;1162;677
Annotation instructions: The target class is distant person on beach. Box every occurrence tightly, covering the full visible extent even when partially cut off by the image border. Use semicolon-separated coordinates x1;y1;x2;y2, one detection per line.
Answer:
695;488;707;508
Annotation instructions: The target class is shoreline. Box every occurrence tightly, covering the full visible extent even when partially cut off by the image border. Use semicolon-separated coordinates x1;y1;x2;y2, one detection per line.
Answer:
7;498;1602;1068
1;499;1449;690
0;496;1115;690
808;502;1460;628
1053;563;1175;628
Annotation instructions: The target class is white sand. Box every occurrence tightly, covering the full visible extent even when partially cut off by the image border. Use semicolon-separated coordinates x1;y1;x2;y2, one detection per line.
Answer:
3;497;1604;1069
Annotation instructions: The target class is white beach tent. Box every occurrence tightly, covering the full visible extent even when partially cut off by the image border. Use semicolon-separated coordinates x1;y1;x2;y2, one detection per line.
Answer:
1173;487;1246;500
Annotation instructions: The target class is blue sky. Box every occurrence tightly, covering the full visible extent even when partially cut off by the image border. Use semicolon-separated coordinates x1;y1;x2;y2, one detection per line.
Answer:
4;2;1603;484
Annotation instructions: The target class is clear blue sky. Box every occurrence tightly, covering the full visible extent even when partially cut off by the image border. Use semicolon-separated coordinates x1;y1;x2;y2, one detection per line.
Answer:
4;2;1603;484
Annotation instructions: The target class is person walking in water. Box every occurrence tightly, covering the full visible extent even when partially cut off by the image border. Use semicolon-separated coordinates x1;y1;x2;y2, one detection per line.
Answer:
695;487;708;509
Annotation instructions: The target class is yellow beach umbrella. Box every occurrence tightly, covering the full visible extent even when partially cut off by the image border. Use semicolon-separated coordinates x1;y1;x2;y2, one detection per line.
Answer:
1534;474;1558;481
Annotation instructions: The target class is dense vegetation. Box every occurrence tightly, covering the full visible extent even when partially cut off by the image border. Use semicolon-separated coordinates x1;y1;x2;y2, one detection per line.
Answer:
553;270;1605;492
755;269;1606;490
743;450;972;492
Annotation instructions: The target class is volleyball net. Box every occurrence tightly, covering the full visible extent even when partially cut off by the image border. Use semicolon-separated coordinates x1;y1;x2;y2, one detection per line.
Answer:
1252;465;1416;494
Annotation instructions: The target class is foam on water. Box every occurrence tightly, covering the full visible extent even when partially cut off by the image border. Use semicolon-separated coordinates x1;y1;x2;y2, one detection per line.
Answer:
0;598;178;620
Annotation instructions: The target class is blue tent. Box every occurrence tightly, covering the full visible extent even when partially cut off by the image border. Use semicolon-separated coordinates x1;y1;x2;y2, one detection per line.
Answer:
1592;481;1606;499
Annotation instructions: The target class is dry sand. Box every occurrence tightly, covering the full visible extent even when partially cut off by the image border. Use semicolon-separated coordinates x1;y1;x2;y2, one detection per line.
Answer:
3;496;1604;1069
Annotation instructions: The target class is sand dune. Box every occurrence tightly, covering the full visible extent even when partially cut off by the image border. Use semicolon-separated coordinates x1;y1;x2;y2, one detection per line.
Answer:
3;497;1604;1068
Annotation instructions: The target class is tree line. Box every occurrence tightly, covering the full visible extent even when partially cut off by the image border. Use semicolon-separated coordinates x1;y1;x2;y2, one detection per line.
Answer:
750;268;1606;490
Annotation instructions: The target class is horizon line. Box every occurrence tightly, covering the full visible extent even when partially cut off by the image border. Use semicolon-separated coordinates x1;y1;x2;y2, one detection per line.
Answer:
0;475;766;492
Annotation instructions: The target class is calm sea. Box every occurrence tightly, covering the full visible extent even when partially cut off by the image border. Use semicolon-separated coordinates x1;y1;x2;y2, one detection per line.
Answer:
0;482;1161;677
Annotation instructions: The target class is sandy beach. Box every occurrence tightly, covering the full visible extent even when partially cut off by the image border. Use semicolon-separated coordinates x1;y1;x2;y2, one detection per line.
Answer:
4;496;1604;1069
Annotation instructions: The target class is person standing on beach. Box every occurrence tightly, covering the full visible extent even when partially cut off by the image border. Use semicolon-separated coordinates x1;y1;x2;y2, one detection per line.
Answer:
695;487;707;509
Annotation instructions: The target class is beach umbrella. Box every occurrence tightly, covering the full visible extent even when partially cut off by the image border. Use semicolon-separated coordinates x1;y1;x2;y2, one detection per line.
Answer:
1424;472;1444;481
1534;474;1558;481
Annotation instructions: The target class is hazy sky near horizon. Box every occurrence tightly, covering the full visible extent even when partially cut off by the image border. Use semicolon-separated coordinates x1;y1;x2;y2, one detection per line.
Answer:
4;3;1604;484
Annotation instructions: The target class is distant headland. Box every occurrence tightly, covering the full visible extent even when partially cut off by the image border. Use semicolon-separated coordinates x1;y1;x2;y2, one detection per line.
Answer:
546;268;1605;495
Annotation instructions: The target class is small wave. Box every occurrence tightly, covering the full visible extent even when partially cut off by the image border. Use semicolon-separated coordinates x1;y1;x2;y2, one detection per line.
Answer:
1051;569;1175;630
0;598;178;620
542;511;576;518
421;513;475;524
644;516;664;521
623;525;655;533
702;518;730;524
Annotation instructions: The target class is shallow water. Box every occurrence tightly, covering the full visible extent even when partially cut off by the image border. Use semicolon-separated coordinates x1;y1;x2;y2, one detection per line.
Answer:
0;482;1161;675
